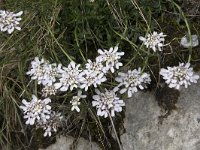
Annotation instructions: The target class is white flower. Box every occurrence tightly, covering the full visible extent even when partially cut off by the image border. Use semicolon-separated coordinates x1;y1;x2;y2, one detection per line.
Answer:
70;90;86;112
115;68;151;97
92;89;125;118
85;59;104;74
26;57;46;81
139;31;166;52
160;63;199;89
78;59;106;91
41;63;61;86
0;10;23;34
96;46;124;73
37;111;63;137
42;85;57;97
27;57;61;86
78;69;106;91
20;95;51;125
54;61;81;92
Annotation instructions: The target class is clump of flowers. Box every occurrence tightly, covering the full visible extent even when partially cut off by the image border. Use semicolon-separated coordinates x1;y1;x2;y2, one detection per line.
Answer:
27;57;61;87
0;10;23;34
20;95;51;125
21;46;126;137
20;95;63;136
160;63;199;89
78;46;124;91
78;69;107;91
115;68;151;97
37;111;63;137
139;31;166;52
42;85;57;97
70;90;86;112
27;46;124;93
92;89;125;118
54;61;82;92
97;46;124;73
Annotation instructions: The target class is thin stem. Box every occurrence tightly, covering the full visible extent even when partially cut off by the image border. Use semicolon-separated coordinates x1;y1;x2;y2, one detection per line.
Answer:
108;111;123;150
20;80;32;98
45;22;73;62
131;0;150;30
169;0;192;62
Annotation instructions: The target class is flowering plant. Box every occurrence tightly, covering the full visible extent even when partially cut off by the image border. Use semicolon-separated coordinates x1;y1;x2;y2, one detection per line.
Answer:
160;63;199;89
115;68;151;97
70;90;87;112
36;111;63;137
139;31;166;52
92;89;125;118
0;10;23;34
20;95;51;125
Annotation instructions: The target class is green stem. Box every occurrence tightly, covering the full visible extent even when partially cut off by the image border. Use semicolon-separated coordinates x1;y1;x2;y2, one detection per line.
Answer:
108;112;123;150
45;22;73;62
169;0;192;62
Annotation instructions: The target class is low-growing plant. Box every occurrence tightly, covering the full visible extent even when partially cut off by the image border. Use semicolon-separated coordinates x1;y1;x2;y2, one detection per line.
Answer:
0;0;200;150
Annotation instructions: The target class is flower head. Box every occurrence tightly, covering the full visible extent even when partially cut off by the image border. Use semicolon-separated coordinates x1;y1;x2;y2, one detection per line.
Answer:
20;95;51;125
92;89;125;118
54;61;81;92
37;111;63;137
42;85;57;97
160;63;199;89
42;63;61;86
97;46;124;73
70;90;86;112
26;57;46;81
78;59;107;91
0;10;23;34
27;57;61;86
79;69;107;91
85;59;104;74
139;31;166;52
115;68;151;97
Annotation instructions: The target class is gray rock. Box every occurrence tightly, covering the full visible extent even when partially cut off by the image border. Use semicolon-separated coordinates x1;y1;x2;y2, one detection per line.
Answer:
39;136;101;150
180;35;199;48
121;73;200;150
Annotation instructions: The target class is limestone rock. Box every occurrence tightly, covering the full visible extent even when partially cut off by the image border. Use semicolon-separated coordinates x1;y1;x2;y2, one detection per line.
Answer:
180;35;199;48
121;72;200;150
39;136;101;150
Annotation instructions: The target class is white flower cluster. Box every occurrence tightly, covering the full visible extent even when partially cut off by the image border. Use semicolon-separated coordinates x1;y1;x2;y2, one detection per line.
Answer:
27;46;124;94
115;68;151;97
42;85;57;97
92;89;125;118
78;59;106;91
54;61;81;92
20;95;63;137
160;63;199;89
25;46;124;119
97;46;124;73
77;46;124;91
0;10;23;34
27;57;62;96
27;57;61;86
37;111;63;137
70;90;86;112
20;95;51;125
139;31;166;52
